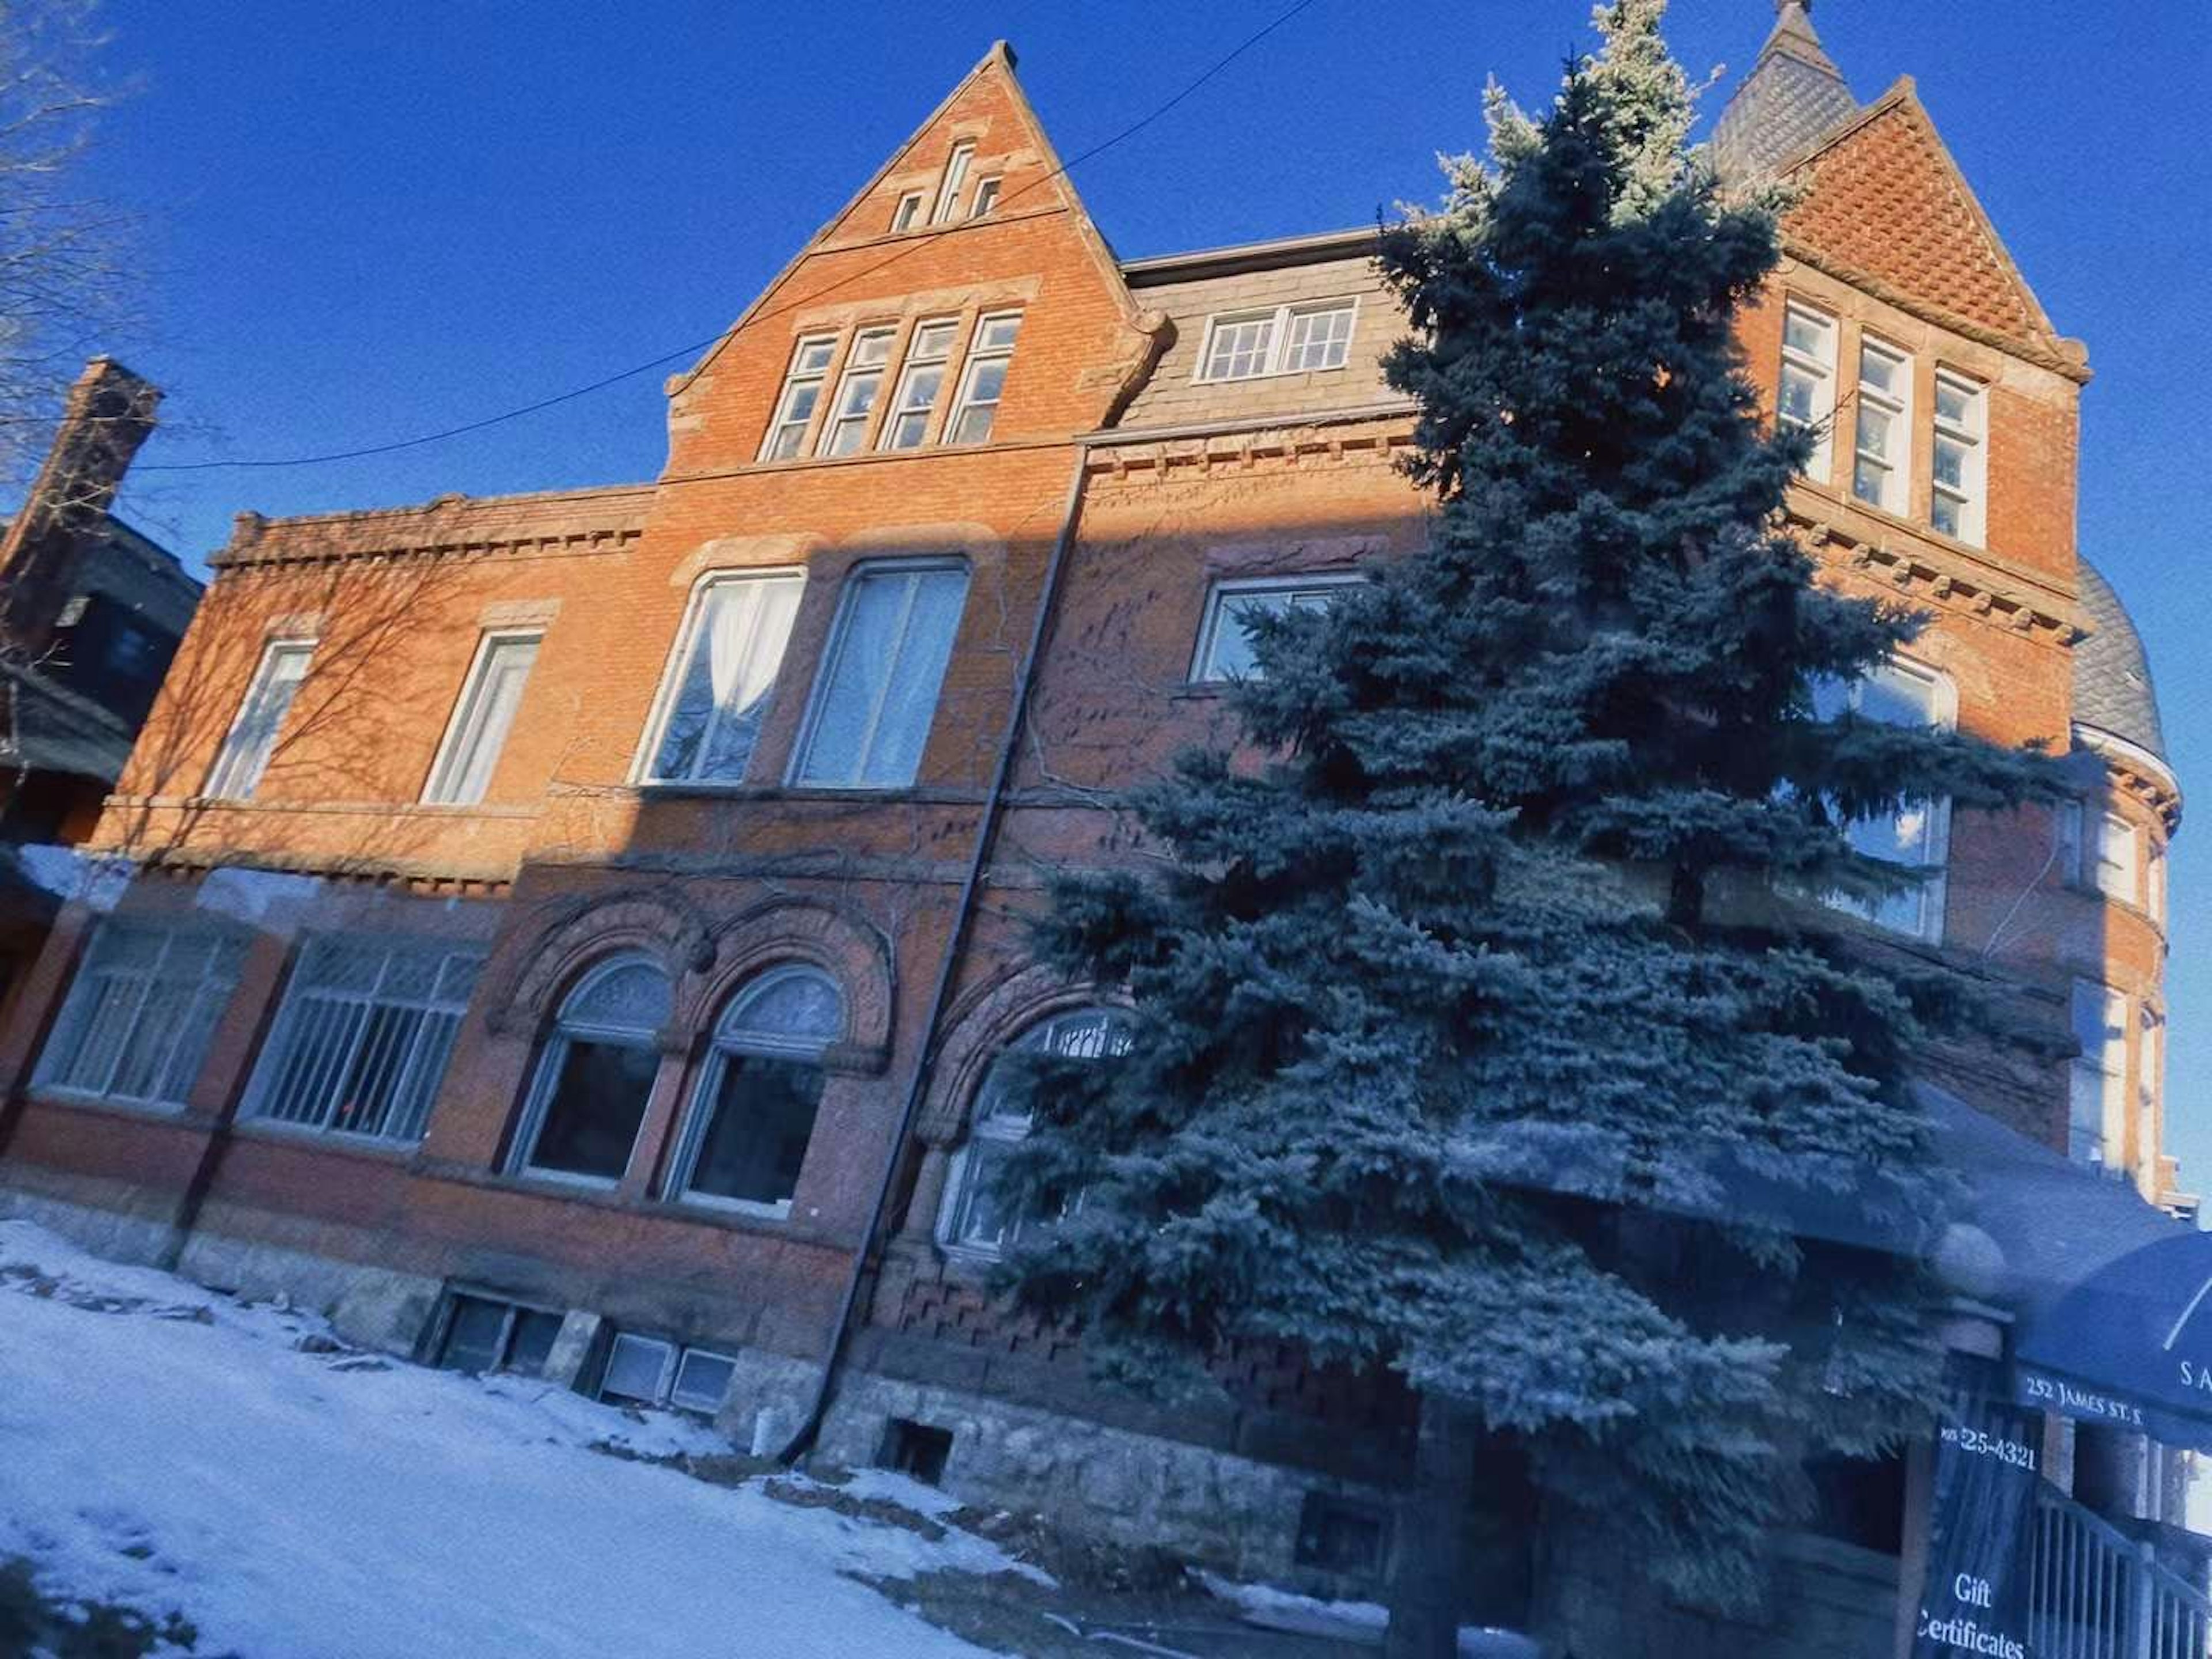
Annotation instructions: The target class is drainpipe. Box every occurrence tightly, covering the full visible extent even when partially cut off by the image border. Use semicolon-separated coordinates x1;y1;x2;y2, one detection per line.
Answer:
779;443;1092;1464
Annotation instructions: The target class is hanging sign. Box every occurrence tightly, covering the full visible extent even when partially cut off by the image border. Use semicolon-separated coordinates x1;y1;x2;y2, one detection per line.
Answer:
1912;1392;2038;1659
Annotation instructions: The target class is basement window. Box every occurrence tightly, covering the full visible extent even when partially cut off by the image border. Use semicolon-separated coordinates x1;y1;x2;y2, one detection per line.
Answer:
878;1419;954;1485
1295;1493;1391;1577
597;1331;738;1415
438;1294;563;1378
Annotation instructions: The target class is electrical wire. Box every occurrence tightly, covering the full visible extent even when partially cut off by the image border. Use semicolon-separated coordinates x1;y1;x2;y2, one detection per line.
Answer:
135;0;1327;475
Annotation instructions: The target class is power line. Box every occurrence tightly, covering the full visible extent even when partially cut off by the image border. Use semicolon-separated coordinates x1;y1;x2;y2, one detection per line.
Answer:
136;0;1327;476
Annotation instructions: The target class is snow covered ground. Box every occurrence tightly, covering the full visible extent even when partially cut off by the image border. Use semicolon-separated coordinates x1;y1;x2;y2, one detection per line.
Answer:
0;1219;1012;1658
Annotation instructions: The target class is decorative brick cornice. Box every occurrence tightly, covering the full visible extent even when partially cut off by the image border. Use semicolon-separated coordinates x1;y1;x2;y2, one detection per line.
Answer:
1086;418;1416;483
1789;507;2078;643
2072;725;2183;833
214;525;643;571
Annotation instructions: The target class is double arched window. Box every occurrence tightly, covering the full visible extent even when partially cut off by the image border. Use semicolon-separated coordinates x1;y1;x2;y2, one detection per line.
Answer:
668;967;842;1213
512;954;671;1184
939;1005;1128;1260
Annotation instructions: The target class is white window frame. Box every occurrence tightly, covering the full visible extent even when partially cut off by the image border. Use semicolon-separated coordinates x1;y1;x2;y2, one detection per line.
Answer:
931;141;975;225
1777;300;1838;482
937;1006;1131;1264
2070;980;2128;1169
787;559;970;790
2138;1007;2165;1185
890;190;923;233
944;312;1021;446
204;637;315;801
597;1331;739;1415
968;177;1002;219
815;325;897;458
1930;370;1987;547
244;934;485;1143
2149;839;2168;926
666;965;840;1218
878;317;960;452
2093;809;2141;906
759;335;837;462
1192;298;1359;384
509;954;670;1188
1191;573;1363;683
33;919;247;1111
1850;334;1911;517
634;569;806;787
422;630;540;806
1815;657;1957;944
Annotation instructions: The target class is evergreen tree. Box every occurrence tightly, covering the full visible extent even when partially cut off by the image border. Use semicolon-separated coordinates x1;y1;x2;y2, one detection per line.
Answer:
995;3;2061;1650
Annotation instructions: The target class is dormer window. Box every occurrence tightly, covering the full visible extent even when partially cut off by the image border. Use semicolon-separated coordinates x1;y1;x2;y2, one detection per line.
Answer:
1194;299;1357;382
931;142;976;225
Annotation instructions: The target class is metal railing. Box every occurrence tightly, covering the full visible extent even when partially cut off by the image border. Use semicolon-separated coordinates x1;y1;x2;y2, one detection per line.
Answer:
2032;1484;2212;1658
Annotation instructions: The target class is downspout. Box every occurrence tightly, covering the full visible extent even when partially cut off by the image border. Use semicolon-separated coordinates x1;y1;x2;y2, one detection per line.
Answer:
779;442;1092;1463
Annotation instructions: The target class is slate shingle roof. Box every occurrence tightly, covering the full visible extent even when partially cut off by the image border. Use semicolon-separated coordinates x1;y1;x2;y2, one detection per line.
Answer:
1710;1;1858;183
2074;560;2168;763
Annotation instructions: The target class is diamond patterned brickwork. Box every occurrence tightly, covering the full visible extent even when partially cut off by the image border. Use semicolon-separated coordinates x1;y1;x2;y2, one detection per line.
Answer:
1785;101;2049;353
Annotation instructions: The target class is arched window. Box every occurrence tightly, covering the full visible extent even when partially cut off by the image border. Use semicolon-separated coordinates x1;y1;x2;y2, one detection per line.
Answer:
938;1006;1129;1260
512;954;672;1184
669;967;842;1213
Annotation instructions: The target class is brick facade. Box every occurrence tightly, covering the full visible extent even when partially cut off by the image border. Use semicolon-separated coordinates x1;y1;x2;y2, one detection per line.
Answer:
0;21;2180;1639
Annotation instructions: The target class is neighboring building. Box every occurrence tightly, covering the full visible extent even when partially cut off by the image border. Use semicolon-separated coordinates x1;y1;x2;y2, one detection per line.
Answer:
0;8;2181;1651
0;358;199;1005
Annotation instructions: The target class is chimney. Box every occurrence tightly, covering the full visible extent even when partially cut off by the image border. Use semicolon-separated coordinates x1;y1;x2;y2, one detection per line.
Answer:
0;357;161;660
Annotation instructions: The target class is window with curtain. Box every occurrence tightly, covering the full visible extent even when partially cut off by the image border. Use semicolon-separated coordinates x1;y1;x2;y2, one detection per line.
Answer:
670;967;841;1213
790;562;968;789
204;639;313;800
511;955;671;1184
34;918;246;1109
424;632;539;805
245;935;484;1142
938;1006;1130;1260
642;572;805;784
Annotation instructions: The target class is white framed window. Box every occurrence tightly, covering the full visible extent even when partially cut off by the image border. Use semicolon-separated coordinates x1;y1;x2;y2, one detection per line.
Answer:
2070;980;2128;1168
931;141;975;224
2138;1008;2165;1184
945;312;1021;445
204;638;313;801
816;326;897;457
1192;574;1362;681
790;562;969;789
1811;658;1956;942
968;177;1001;218
423;632;539;806
760;335;837;461
1851;336;1910;516
938;1006;1131;1262
879;319;960;451
1777;301;1838;481
34;919;246;1109
1930;371;1986;546
2149;839;2168;926
245;935;484;1143
599;1332;738;1415
639;571;805;785
668;967;841;1215
2093;810;2140;906
1195;298;1358;382
890;190;923;233
510;955;671;1185
2055;799;2084;881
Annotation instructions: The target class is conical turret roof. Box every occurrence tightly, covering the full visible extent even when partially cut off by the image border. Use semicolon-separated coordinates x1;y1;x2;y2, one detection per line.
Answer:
1711;1;1859;181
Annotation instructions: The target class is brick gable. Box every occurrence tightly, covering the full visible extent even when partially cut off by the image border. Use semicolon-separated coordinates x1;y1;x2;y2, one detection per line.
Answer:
1782;86;2082;380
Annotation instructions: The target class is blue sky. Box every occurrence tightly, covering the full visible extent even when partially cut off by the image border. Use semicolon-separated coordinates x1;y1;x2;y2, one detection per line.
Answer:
79;2;2212;1188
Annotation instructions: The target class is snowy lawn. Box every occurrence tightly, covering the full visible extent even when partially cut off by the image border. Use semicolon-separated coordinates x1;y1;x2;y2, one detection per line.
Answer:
0;1220;1013;1658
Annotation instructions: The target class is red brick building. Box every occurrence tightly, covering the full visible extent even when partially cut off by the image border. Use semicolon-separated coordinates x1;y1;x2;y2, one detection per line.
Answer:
0;7;2182;1649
